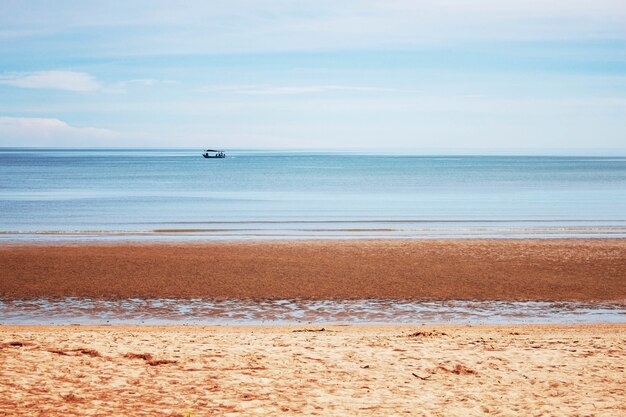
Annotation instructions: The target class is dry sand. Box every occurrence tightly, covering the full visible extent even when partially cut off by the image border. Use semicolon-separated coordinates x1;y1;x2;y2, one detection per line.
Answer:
1;239;626;300
0;324;624;416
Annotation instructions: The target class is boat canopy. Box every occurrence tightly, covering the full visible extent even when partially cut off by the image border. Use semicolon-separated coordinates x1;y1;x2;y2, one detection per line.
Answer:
204;149;222;152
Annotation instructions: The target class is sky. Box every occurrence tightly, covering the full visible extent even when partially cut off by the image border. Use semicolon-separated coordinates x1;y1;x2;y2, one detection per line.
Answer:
0;0;625;150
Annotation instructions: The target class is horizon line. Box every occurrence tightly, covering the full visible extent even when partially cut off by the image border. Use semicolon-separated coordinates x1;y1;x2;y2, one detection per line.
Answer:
2;146;626;157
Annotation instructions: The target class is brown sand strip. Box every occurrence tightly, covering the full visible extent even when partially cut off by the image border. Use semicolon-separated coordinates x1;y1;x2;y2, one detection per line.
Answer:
1;239;625;300
0;324;624;416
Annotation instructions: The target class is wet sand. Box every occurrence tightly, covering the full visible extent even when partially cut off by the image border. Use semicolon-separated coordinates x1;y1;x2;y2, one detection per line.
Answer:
1;239;625;300
3;298;625;325
1;324;624;416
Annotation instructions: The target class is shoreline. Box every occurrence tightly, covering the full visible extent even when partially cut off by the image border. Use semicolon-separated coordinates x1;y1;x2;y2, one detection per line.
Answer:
1;238;625;301
2;298;624;326
3;234;626;244
2;224;626;242
2;322;625;330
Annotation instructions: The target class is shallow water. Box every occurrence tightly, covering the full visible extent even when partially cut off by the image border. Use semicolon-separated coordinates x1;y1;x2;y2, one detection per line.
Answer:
2;149;626;240
1;298;624;325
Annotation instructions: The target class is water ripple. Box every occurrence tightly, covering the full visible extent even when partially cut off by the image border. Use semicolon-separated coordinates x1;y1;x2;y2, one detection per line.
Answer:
1;298;624;325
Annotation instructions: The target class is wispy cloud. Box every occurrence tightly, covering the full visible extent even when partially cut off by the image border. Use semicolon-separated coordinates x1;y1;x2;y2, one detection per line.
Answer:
0;71;177;94
0;71;101;92
107;78;180;93
0;116;118;142
2;1;625;56
198;85;397;95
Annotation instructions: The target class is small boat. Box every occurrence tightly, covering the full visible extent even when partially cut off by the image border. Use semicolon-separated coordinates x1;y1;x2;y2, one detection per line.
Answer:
202;149;225;158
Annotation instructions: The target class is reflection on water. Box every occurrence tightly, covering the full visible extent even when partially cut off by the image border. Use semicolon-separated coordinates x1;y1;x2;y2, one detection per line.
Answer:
2;222;626;241
2;150;626;242
1;298;624;325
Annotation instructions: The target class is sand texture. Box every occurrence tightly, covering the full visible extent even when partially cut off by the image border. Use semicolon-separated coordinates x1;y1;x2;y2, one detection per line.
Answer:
0;324;624;416
1;239;625;300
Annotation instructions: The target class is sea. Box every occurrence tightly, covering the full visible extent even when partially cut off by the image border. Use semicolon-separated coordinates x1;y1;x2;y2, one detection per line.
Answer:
1;148;626;241
1;148;625;325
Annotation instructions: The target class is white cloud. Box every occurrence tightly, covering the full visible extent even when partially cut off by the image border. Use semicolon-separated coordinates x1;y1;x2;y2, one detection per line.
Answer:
0;71;101;92
0;71;176;94
0;116;119;145
106;78;180;93
198;85;397;95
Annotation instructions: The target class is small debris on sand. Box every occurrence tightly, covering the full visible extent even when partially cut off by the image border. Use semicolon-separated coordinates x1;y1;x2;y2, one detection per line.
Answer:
406;330;447;338
123;352;176;366
124;352;154;361
0;341;33;348
146;359;178;366
47;348;101;357
437;364;477;375
72;348;101;357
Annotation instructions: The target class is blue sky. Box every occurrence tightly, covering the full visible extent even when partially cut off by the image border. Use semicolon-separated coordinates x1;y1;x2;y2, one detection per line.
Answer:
1;0;625;150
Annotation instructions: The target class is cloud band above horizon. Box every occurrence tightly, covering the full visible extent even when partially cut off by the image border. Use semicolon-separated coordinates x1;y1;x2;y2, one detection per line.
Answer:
0;1;625;149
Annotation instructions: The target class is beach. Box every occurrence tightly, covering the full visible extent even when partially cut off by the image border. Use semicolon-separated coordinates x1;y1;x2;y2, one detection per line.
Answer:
3;0;626;414
1;239;625;415
1;239;625;300
1;324;624;416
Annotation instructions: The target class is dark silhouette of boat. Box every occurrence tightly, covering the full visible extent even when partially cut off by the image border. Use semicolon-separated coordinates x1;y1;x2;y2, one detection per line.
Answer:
202;149;225;158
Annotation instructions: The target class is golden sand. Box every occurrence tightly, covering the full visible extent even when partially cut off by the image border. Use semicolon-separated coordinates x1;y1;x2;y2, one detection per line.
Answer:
1;324;624;416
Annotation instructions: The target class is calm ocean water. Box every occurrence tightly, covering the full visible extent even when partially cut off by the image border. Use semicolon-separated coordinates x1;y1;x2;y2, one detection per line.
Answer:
2;148;626;241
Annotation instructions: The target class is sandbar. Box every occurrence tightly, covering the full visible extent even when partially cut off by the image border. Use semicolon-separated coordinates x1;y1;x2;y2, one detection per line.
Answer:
1;239;625;300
